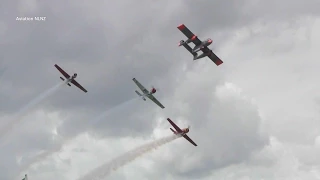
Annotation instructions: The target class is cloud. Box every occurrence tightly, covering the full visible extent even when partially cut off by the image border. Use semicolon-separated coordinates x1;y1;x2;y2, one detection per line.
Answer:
0;0;320;179
208;136;320;180
145;77;268;179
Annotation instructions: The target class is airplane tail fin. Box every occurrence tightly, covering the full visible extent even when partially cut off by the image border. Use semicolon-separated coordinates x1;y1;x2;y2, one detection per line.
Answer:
195;52;208;60
170;128;176;133
22;174;28;180
193;54;198;60
135;90;146;101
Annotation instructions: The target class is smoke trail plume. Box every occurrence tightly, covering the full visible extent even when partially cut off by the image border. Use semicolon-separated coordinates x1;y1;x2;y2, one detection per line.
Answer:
77;134;180;180
88;97;139;126
18;97;139;172
0;82;64;141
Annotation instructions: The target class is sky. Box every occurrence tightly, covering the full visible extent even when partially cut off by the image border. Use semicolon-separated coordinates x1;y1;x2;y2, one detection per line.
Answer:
0;0;320;179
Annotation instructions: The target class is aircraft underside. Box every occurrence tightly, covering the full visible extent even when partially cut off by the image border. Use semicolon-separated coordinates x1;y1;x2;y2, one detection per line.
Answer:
194;52;208;60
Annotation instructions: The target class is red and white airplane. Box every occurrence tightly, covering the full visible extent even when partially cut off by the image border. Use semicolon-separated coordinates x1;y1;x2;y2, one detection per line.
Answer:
54;64;88;93
177;24;223;66
167;118;197;146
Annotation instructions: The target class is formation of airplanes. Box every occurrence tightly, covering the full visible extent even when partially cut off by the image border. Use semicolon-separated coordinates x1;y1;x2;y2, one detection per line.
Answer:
48;23;221;152
21;24;224;178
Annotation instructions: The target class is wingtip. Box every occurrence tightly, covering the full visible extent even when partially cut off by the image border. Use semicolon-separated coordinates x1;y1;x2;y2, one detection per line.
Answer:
177;24;185;30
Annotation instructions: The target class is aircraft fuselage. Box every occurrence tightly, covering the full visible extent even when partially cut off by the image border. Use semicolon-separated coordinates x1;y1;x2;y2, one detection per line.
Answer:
192;38;212;53
143;87;156;97
60;73;77;82
171;127;189;136
142;91;154;100
60;73;77;87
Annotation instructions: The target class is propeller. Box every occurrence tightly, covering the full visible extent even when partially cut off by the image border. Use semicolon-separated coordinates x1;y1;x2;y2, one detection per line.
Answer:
151;86;160;92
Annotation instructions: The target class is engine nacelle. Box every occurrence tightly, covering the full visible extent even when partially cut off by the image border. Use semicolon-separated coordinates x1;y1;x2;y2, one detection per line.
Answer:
67;83;71;86
178;36;196;46
207;38;212;45
178;40;189;46
151;88;156;94
72;73;77;78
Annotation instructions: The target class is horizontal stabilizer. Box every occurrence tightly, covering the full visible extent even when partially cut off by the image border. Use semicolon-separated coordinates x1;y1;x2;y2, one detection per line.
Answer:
135;90;142;96
22;174;28;180
170;128;176;133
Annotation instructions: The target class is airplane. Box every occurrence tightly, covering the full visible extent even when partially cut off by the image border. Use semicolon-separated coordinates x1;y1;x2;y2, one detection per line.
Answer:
167;118;197;146
177;24;223;66
22;174;28;180
132;78;165;109
54;64;88;93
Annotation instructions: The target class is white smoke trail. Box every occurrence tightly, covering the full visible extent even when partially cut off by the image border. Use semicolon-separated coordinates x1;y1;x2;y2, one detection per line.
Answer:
18;97;139;172
88;97;139;126
77;134;180;180
0;82;64;141
18;144;61;172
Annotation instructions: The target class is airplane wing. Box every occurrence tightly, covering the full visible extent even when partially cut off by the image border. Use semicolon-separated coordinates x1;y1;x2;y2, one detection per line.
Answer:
147;94;165;109
167;118;183;133
71;79;88;93
54;64;70;78
183;135;197;146
132;78;149;94
201;47;223;66
177;24;202;46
